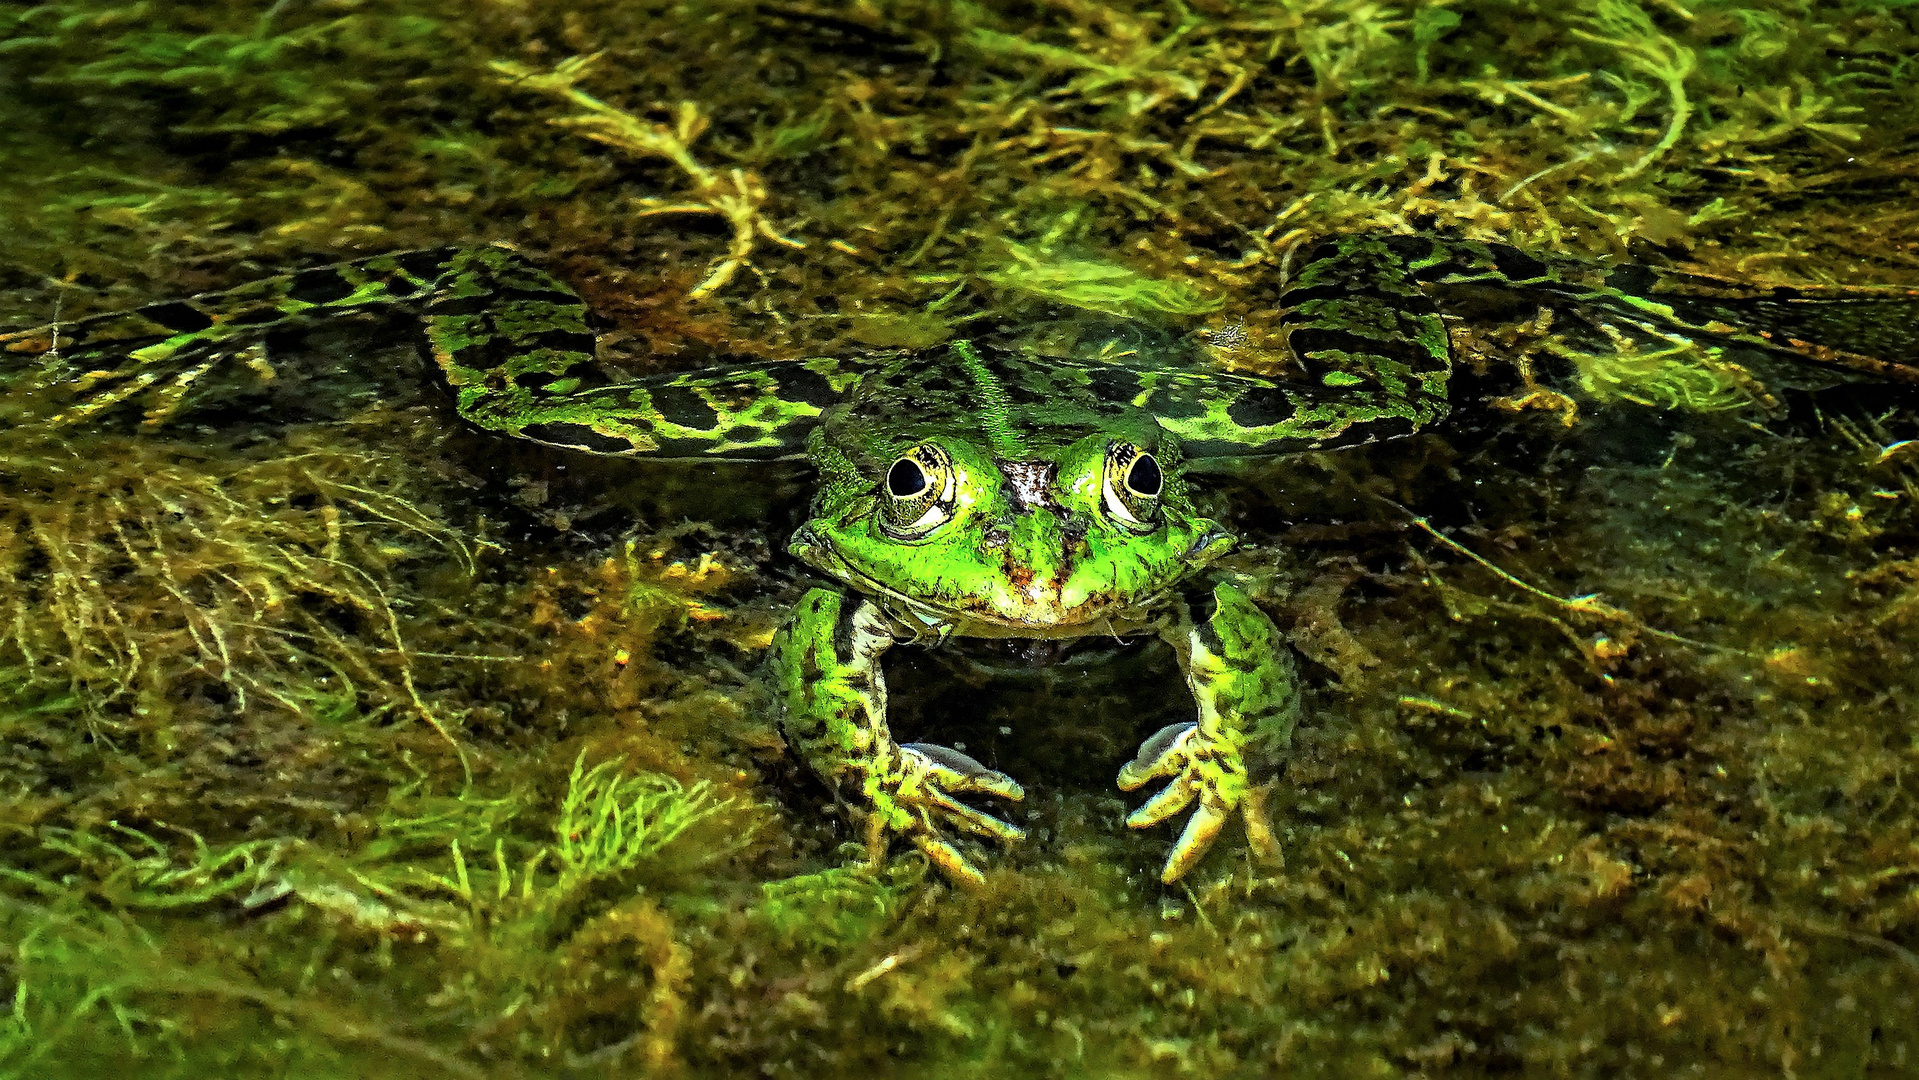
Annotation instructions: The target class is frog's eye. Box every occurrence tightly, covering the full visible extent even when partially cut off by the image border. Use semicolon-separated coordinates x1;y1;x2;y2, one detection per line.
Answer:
1103;443;1163;530
1125;453;1162;498
878;444;957;538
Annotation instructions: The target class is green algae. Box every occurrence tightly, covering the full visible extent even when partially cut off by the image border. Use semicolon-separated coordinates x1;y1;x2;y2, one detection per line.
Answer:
1;0;1918;1076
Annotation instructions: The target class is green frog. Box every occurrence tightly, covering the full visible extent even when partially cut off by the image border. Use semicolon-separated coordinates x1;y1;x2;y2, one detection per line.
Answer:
5;235;1915;886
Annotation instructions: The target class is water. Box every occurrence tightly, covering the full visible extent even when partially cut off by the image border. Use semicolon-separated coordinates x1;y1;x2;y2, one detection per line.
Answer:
2;1;1917;1076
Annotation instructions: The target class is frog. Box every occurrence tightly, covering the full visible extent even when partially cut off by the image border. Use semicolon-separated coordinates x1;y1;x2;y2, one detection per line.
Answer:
5;234;1916;886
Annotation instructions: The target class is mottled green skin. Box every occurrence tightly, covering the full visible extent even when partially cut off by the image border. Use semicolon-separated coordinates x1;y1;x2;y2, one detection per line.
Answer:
8;235;1917;885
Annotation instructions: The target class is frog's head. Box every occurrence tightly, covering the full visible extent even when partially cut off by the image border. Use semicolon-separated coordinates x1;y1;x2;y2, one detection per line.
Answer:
789;416;1235;630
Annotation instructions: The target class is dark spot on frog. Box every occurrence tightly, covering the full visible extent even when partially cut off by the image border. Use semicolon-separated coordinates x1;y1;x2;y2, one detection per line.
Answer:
912;373;959;397
1605;265;1660;294
287;269;359;305
649;385;723;430
830;602;865;665
1489;244;1551;284
378;272;422;298
524;328;598;356
139;300;217;333
1381;233;1441;264
1146;386;1210;420
513;370;562;391
777;366;839;407
389;249;454;281
1225;387;1290;429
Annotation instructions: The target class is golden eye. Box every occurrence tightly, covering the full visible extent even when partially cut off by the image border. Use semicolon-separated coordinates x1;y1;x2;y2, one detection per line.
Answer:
1103;443;1163;529
878;443;956;538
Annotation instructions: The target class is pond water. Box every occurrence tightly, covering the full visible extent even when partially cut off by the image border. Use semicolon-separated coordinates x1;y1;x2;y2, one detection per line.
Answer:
2;2;1917;1076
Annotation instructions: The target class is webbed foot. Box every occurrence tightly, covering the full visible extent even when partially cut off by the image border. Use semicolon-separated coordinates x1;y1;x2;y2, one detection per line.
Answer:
1118;721;1276;883
867;742;1025;889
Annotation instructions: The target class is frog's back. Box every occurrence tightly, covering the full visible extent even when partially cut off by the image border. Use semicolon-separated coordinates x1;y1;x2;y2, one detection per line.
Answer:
824;342;1173;468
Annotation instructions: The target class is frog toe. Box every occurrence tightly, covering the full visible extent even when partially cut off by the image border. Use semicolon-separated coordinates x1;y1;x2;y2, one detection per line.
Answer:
1118;721;1251;881
884;743;1026;886
913;834;988;891
901;742;1025;801
1116;721;1197;790
1123;772;1197;828
1159;791;1230;884
921;786;1027;843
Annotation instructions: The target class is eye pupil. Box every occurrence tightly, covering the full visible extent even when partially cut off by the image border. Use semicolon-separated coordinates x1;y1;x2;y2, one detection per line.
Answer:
887;458;928;498
1127;453;1162;497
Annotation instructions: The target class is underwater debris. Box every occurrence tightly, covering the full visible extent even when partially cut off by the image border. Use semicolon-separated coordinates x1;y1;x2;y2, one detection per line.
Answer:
1547;325;1766;412
491;54;803;300
976;238;1222;316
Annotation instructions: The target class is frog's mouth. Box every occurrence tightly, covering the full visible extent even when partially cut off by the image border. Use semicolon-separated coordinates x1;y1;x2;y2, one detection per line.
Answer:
789;522;1234;631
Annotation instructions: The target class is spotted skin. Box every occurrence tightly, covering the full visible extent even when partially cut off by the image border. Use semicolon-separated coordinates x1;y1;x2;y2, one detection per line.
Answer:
7;234;1916;886
767;588;1027;888
0;245;860;456
1117;582;1299;883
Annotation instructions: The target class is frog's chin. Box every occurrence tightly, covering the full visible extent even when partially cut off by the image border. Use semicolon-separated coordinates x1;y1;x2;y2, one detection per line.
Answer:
800;550;1130;630
945;600;1141;633
790;539;1191;631
788;522;1235;632
942;577;1154;630
883;581;1161;633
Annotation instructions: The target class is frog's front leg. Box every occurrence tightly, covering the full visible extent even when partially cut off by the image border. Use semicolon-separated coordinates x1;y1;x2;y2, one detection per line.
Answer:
768;588;1025;888
1119;582;1298;883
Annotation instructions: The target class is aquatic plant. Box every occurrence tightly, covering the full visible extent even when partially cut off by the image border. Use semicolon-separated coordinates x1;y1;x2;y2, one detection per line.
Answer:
979;239;1223;317
1551;330;1762;411
0;420;482;749
552;752;735;884
756;859;920;951
490;54;803;299
0;0;1916;1075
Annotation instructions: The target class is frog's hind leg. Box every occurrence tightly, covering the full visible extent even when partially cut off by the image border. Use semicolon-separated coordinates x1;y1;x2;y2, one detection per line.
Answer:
1275;233;1456;424
1;247;465;427
1131;234;1459;460
1369;234;1919;392
413;245;866;461
1599;276;1919;389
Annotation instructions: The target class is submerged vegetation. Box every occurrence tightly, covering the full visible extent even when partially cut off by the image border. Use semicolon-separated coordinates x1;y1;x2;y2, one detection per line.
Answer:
0;0;1916;1076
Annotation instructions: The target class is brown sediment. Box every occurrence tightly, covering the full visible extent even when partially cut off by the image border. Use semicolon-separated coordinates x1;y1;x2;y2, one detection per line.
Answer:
1;0;1918;1076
